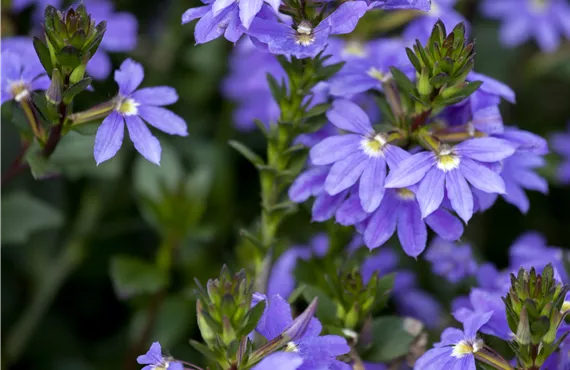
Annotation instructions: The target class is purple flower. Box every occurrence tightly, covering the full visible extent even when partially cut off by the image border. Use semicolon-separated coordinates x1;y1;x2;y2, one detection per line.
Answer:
137;342;183;370
481;0;570;52
310;99;408;213
475;263;509;293
1;50;49;105
368;0;431;11
393;289;444;329
210;0;280;29
328;38;411;98
256;295;350;370
551;122;570;184
453;288;512;341
267;234;329;299
182;0;250;44
424;238;477;283
83;0;138;80
414;312;492;370
94;59;188;165
247;2;368;58
252;352;303;370
384;137;516;222
403;0;466;44
11;0;62;18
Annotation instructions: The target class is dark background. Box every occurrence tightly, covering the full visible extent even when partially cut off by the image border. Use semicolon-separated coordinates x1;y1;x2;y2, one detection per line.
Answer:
2;0;570;369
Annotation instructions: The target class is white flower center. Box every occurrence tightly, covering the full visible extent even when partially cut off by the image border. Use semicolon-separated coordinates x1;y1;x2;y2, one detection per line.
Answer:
429;1;441;16
529;0;548;13
367;67;391;83
9;80;31;102
436;146;460;172
116;97;140;116
295;21;315;46
452;339;484;358
562;301;570;313
285;341;299;352
361;134;387;157
343;41;367;57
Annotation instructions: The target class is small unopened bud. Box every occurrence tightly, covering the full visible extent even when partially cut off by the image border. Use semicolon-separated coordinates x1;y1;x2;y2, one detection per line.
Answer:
283;298;318;342
46;69;63;105
516;307;531;345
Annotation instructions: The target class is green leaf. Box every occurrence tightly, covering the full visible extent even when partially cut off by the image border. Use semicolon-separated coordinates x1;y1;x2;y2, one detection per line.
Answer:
33;37;53;74
373;273;395;311
266;73;286;103
71;121;100;135
238;300;266;337
189;339;220;362
1;191;63;244
302;285;337;325
390;67;415;95
362;316;421;362
406;47;422;73
110;255;167;298
304;103;330;119
62;77;92;104
24;141;60;179
228;140;265;167
316;61;345;81
239;228;264;252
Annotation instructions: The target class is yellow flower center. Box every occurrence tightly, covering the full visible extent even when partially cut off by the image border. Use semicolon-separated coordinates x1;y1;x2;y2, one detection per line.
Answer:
361;134;387;157
343;41;367;57
9;80;30;102
116;97;140;116
562;301;570;314
295;21;315;46
436;146;460;171
367;67;390;83
396;188;415;200
452;339;483;358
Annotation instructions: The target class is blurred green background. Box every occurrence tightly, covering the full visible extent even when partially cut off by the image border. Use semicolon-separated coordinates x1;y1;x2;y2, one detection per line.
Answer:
1;0;570;369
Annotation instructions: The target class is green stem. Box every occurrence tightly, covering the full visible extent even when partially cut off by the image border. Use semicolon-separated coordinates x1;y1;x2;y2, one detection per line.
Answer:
475;347;515;370
4;189;102;365
69;100;115;126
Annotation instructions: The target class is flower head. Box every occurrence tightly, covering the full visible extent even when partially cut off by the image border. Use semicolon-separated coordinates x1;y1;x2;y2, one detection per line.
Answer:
94;59;188;165
137;342;183;370
415;312;492;370
481;0;570;52
385;137;516;222
1;50;49;105
425;238;477;283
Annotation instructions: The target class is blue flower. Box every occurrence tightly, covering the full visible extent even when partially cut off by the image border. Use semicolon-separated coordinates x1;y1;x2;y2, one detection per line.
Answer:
256;295;350;370
137;342;183;370
424;238;477;283
481;0;570;52
551;122;570;184
247;2;368;58
367;0;431;11
181;0;247;44
94;59;188;165
384;137;516;223
415;312;493;370
252;352;303;370
83;0;138;80
1;49;49;105
210;0;280;29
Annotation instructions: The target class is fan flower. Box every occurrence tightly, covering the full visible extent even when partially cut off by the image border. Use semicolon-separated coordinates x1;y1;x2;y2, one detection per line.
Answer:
247;2;368;58
210;0;280;29
551;122;570;184
1;50;50;105
137;342;183;370
384;137;516;222
252;353;303;370
481;0;570;52
255;294;350;370
94;59;188;165
367;0;431;11
310;99;407;213
424;238;477;283
414;312;493;370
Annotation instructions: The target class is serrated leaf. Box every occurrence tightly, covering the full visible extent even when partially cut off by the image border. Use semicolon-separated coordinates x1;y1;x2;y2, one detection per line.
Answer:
110;255;167;298
228;140;265;167
1;191;63;244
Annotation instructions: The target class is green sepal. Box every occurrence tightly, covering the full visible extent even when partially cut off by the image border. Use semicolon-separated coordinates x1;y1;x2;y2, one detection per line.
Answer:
62;77;91;104
33;37;53;75
228;140;265;167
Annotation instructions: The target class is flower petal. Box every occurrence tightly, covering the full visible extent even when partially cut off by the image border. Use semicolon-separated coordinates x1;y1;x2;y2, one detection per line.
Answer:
454;138;515;162
288;166;328;202
363;194;399;249
94;111;124;165
115;58;144;96
460;158;505;194
312;191;347;222
251;352;303;370
326;99;373;135
324;152;367;195
397;201;427;257
325;1;368;35
417;167;445;218
182;5;211;24
309;135;361;165
212;0;235;16
425;209;464;241
359;157;386;212
335;193;369;226
87;49;112;80
445;170;473;223
137;106;188;136
125;115;162;165
239;0;263;29
257;295;292;340
384;151;436;188
463;311;493;341
131;87;178;106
